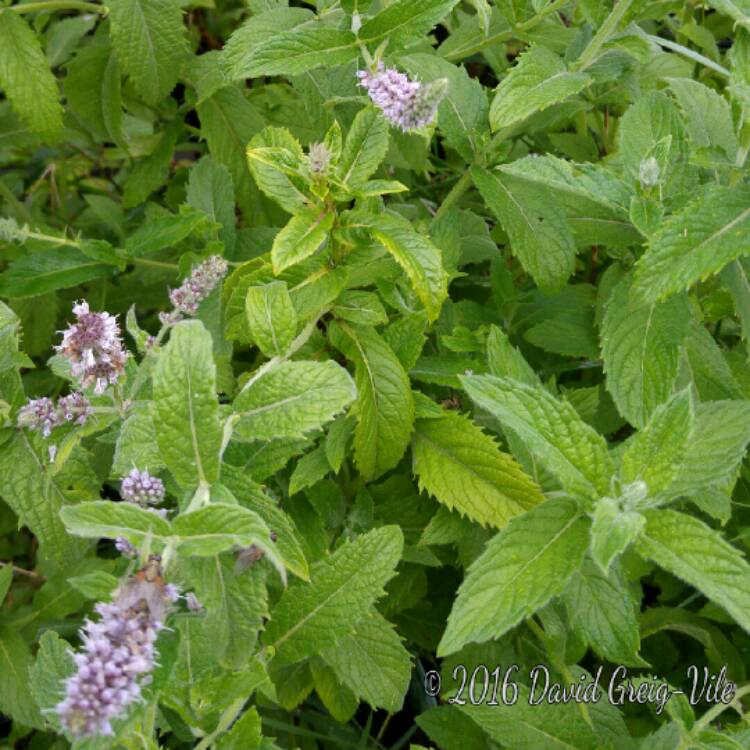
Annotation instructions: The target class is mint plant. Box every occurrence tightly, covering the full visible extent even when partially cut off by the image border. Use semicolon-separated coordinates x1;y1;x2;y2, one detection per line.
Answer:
2;0;750;748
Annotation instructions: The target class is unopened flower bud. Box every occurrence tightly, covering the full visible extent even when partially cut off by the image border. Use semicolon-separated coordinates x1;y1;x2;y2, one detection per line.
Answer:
121;469;165;507
17;397;62;437
308;142;332;176
58;392;93;427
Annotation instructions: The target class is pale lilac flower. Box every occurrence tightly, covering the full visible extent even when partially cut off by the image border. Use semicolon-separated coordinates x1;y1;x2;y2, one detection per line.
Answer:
121;469;164;507
167;256;228;317
114;537;136;558
163;583;180;602
56;566;173;738
17;397;62;437
357;65;448;131
58;392;93;426
55;301;128;395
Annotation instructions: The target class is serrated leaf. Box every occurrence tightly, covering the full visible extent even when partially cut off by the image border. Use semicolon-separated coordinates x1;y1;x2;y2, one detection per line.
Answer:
245;281;297;357
152;320;222;487
338;107;389;187
261;525;403;664
489;45;591;132
29;631;75;731
412;412;544;529
600;274;690;429
333;290;388;326
632;185;750;304
635;510;750;633
460;374;613;500
60;500;171;545
108;0;187;104
359;0;460;48
233;360;356;441
0;12;63;140
439;498;589;655
0;625;44;729
589;497;645;575
112;403;164;476
329;322;414;481
271;208;333;274
472;166;577;293
186;156;237;257
124;207;209;258
320;609;411;712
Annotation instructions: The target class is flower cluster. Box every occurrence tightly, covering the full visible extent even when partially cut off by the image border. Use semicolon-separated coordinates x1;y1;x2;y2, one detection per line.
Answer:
357;65;448;131
160;255;228;326
56;301;128;395
308;142;332;176
56;562;175;738
17;392;92;437
121;469;165;507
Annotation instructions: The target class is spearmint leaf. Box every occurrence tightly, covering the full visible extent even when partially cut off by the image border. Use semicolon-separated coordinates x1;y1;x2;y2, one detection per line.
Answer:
0;12;63;141
271;208;334;274
620;389;694;495
0;432;88;563
245;281;297;357
310;659;358;722
329;322;414;481
635;510;750;634
152;320;222;488
333;290;388;326
320;609;411;712
600;274;690;429
360;0;460;47
261;525;403;665
0;624;45;729
439;498;590;655
124;207;209;258
112;402;164;475
359;212;448;322
486;325;538;385
338;107;390;187
108;0;187;104
489;45;591;132
412;411;544;529
186;156;237;257
472;166;577;293
632;185;750;304
460;374;613;500
60;500;172;545
590;497;645;575
28;631;74;731
173;503;284;580
563;558;645;667
233;360;356;441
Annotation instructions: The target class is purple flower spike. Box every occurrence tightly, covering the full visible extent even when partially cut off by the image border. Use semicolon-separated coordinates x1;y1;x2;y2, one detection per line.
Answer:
55;301;128;395
168;255;228;317
121;469;165;507
58;392;93;427
357;65;448;132
17;397;62;437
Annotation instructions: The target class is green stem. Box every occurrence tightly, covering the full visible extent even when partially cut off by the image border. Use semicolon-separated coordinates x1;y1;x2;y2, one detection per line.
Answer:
645;33;730;77
193;697;246;750
433;171;473;219
573;0;635;71
691;682;750;734
131;257;180;271
4;0;107;14
26;230;79;247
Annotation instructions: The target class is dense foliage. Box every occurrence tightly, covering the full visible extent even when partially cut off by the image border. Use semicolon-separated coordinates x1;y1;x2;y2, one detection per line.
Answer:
2;0;750;747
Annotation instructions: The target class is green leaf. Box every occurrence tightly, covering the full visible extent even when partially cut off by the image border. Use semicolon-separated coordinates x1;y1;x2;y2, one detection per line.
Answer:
320;609;411;712
329;322;414;481
412;411;544;529
632;185;750;304
216;706;262;750
489;45;591;132
0;565;11;605
439;498;589;655
635;510;750;633
0;624;44;729
359;0;460;48
107;0;187;104
186;156;237;257
60;500;172;545
338;107;389;188
460;374;613;500
233;360;356;441
600;274;690;429
332;290;388;326
112;402;164;476
589;496;645;575
0;247;112;298
173;503;284;579
563;558;644;666
29;631;75;731
271;208;334;274
472;166;577;293
0;12;63;140
261;525;403;665
123;120;181;207
245;281;297;357
357;212;448;322
288;445;331;496
310;658;358;723
68;570;120;600
152;320;222;487
124;207;209;258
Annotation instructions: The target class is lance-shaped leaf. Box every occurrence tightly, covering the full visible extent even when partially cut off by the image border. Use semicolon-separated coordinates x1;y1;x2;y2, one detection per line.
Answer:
329;322;414;481
233;360;356;441
60;501;172;546
262;525;403;665
271;208;334;274
439;498;589;655
635;510;750;634
359;212;447;322
460;374;613;500
245;281;297;357
152;320;222;487
412;411;544;529
590;497;645;575
338;107;389;188
632;184;750;304
359;0;461;47
489;45;591;131
600;274;690;429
